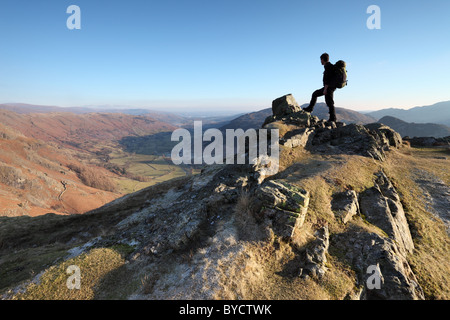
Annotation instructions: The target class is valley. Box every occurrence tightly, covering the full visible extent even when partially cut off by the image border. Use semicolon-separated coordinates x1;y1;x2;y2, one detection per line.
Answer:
0;110;201;217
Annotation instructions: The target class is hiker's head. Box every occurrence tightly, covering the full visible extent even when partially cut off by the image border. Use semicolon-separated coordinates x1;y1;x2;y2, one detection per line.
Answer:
320;53;329;65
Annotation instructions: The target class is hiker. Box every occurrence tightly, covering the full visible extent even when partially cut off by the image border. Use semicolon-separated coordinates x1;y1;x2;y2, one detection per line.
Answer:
303;53;337;122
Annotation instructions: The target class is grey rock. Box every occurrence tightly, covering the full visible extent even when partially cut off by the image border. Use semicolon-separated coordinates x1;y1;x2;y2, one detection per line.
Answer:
334;230;424;300
360;171;414;254
332;190;360;224
280;128;315;148
303;226;330;279
365;123;403;148
271;94;301;118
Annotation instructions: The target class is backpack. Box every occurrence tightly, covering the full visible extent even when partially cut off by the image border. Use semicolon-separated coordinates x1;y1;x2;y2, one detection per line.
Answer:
333;60;348;89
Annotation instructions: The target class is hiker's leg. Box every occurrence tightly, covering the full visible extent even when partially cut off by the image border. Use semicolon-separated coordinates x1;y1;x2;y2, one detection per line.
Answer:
325;88;337;121
304;88;324;111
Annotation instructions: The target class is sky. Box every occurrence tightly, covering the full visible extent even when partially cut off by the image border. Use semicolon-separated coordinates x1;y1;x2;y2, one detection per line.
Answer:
0;0;449;114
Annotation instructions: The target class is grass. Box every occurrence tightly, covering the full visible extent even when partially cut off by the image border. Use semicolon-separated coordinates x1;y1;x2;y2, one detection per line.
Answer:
10;248;125;300
108;150;189;194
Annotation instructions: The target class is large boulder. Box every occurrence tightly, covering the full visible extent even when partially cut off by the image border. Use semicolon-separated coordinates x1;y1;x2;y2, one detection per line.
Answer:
272;94;301;117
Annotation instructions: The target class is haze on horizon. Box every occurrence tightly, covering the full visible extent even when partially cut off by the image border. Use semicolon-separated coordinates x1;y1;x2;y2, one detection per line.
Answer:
0;1;449;114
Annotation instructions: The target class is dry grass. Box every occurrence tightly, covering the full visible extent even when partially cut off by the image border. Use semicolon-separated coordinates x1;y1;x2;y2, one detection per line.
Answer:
10;248;124;300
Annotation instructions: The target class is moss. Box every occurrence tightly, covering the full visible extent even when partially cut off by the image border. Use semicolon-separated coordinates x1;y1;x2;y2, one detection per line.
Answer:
109;243;136;257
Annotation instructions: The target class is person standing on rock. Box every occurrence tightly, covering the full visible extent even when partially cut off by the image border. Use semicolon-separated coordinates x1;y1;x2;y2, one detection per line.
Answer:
303;53;337;123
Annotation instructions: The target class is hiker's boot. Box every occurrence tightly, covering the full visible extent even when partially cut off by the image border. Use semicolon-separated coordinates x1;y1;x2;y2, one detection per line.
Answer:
303;106;314;113
327;115;337;123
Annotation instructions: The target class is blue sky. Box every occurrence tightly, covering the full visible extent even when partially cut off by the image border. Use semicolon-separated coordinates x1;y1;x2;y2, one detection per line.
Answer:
0;0;449;113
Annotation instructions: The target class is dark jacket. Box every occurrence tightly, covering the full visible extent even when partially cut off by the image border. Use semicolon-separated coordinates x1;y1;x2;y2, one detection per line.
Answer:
323;62;335;87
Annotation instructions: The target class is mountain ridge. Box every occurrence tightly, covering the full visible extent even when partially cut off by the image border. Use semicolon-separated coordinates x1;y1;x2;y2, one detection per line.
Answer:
367;101;450;127
378;116;450;138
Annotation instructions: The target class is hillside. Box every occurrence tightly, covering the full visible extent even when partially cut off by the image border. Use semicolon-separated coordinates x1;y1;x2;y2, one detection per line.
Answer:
1;95;448;300
0;109;177;150
0;109;194;200
220;103;376;131
0;123;120;217
367;101;450;127
378;116;450;138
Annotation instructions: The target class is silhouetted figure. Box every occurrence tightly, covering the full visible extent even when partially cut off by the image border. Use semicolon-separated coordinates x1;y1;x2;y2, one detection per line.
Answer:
303;53;337;122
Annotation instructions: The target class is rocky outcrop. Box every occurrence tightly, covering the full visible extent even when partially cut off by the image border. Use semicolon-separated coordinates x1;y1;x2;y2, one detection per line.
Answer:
311;123;399;161
360;171;414;254
264;94;403;161
332;229;424;300
255;180;309;239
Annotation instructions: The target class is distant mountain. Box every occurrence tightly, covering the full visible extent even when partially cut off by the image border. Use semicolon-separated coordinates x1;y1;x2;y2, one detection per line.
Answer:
367;101;450;127
378;116;450;138
220;108;273;131
0;103;242;128
0;103;94;114
306;103;377;124
220;103;376;131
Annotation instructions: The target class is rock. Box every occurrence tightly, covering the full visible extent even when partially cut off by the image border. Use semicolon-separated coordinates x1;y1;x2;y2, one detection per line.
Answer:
311;123;391;161
333;230;424;300
263;207;306;239
365;123;403;148
255;180;309;239
284;111;311;128
303;226;330;279
272;94;301;117
251;154;280;185
280;128;315;148
359;171;414;254
332;190;359;224
403;136;450;147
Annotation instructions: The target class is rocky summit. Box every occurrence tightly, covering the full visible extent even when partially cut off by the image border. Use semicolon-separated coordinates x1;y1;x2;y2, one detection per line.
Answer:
1;94;449;300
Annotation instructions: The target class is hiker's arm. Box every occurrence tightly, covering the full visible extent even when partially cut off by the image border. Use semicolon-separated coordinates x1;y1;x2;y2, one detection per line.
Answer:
324;85;328;94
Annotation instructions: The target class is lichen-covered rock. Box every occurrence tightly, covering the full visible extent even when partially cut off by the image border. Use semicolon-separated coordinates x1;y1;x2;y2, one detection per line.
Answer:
255;180;309;238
